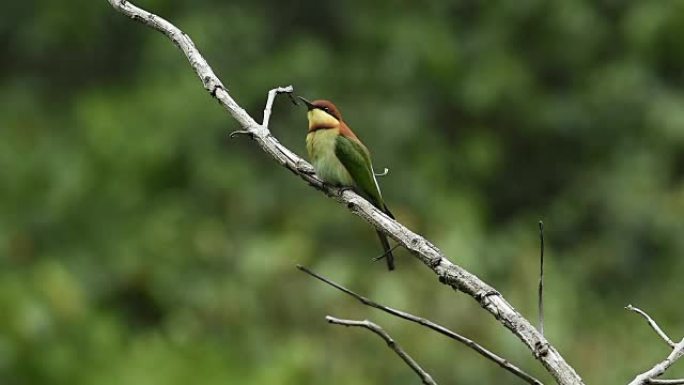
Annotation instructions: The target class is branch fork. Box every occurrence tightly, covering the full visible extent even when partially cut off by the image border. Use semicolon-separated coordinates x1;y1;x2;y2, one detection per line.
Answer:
105;2;684;385
107;2;584;383
327;316;438;385
298;265;543;385
626;305;684;385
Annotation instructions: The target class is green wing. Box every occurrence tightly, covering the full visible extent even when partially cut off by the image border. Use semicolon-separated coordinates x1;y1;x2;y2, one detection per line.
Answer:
336;134;397;271
334;135;385;208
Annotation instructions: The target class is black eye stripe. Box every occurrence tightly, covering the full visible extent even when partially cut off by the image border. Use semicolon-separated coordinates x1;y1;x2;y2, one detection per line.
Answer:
316;105;336;118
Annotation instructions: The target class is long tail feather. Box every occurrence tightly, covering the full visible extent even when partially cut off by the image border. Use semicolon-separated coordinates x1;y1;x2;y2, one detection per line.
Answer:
383;204;395;220
376;231;395;271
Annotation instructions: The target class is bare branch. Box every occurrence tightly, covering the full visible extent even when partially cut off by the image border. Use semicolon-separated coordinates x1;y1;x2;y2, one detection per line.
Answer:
373;242;401;262
107;2;584;384
262;85;294;128
626;306;683;385
648;379;684;385
105;0;261;133
374;167;390;177
229;129;252;138
626;305;676;348
628;338;684;385
538;220;545;337
326;316;438;385
298;265;543;385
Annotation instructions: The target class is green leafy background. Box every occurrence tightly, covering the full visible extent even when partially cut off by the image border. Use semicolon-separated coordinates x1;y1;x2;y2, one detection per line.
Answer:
2;1;684;384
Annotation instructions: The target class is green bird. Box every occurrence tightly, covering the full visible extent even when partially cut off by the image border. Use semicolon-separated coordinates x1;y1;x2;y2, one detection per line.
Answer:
299;96;396;271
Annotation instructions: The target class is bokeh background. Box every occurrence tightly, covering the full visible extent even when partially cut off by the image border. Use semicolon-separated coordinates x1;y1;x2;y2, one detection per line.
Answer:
2;1;684;384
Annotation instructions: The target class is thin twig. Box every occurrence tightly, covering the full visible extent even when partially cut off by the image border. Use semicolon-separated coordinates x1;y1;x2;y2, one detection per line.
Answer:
373;242;401;262
107;3;584;384
374;167;390;177
326;316;438;385
648;379;684;385
229;129;252;138
298;265;543;385
538;220;545;336
262;85;293;128
626;306;684;385
628;338;684;385
626;305;676;348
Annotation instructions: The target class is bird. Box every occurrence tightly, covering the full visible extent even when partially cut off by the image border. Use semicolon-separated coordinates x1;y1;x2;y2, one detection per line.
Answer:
298;96;396;271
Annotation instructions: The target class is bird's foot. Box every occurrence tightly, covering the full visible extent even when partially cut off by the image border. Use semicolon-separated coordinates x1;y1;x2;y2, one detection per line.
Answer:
476;289;501;304
336;186;354;197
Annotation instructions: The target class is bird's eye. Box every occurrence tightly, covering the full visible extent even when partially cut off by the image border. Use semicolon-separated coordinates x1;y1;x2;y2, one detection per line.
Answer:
322;107;330;113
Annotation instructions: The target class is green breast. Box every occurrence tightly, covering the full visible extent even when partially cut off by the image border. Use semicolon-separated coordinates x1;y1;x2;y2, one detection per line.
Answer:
306;128;354;186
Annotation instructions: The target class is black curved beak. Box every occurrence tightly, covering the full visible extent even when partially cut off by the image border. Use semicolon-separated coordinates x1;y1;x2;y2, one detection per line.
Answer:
297;96;315;111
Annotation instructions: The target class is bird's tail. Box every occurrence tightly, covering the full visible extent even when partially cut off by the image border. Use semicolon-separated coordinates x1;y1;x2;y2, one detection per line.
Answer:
376;231;395;271
383;204;396;220
376;203;396;271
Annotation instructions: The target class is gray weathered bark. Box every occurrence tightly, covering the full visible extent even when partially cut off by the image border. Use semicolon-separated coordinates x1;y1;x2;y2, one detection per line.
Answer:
106;1;589;384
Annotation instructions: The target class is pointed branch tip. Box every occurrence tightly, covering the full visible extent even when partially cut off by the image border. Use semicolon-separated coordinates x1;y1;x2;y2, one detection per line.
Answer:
375;167;390;177
625;304;676;348
229;130;252;138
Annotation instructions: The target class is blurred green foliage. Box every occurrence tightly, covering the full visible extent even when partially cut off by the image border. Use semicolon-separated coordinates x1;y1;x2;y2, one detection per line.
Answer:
2;0;684;384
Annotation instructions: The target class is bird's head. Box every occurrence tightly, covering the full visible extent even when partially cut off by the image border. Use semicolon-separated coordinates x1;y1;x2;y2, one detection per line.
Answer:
298;97;343;131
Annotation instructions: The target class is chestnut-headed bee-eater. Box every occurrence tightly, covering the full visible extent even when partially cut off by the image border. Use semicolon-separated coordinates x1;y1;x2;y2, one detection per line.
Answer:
299;97;396;271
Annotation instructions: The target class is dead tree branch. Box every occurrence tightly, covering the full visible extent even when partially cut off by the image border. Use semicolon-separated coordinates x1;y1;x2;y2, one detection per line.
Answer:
628;339;684;385
326;316;438;385
627;306;684;385
538;220;545;336
648;380;684;385
106;2;583;384
298;265;543;385
626;305;676;348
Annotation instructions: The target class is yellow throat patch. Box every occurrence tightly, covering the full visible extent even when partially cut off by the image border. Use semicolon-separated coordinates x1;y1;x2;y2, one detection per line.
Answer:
307;109;339;130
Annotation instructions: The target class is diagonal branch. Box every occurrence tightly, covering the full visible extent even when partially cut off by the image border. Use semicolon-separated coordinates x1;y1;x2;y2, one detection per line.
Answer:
326;316;438;385
538;220;545;336
106;2;584;384
298;264;543;385
648;380;684;385
626;305;676;348
628;338;684;385
626;306;684;385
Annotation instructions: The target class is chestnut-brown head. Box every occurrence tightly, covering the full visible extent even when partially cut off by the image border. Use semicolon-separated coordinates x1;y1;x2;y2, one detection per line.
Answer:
299;97;344;131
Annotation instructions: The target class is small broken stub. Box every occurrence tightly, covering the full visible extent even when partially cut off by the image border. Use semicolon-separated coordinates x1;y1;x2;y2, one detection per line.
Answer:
475;289;502;316
534;341;549;358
